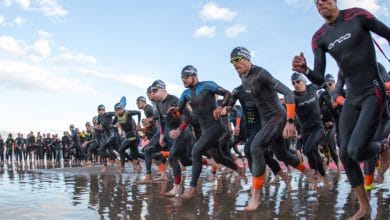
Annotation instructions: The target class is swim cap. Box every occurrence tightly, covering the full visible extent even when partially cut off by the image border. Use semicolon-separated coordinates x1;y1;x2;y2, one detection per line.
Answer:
230;47;251;60
181;65;198;78
291;72;307;83
136;96;147;102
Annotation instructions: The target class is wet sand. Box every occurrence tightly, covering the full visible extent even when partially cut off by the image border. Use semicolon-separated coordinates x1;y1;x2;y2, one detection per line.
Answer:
0;163;389;220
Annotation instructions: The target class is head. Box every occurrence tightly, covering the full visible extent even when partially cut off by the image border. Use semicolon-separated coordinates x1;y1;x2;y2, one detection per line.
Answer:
291;72;307;92
43;133;46;138
149;80;167;102
136;96;147;109
8;133;12;138
114;103;125;116
69;124;75;132
146;86;155;102
181;65;198;88
85;122;93;132
142;118;152;128
324;73;336;91
92;116;98;126
230;47;252;75
97;104;106;116
314;0;339;22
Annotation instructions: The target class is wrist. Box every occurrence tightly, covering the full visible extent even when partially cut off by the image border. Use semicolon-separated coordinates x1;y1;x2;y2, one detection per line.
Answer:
304;68;310;75
287;118;295;124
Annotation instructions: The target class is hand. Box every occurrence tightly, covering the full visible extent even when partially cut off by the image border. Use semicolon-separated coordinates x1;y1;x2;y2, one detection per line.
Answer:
233;127;240;136
169;129;181;139
324;121;333;128
159;135;165;147
292;52;308;74
167;106;179;114
221;106;230;116
283;123;297;139
213;106;223;120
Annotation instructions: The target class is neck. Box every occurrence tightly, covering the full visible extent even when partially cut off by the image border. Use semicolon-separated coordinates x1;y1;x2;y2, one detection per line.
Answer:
325;9;340;23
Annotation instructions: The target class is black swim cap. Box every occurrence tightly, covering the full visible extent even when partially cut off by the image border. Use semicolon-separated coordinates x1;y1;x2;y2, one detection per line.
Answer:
150;80;166;90
181;65;198;78
230;47;251;60
137;96;147;102
324;74;335;82
97;104;105;111
291;72;307;83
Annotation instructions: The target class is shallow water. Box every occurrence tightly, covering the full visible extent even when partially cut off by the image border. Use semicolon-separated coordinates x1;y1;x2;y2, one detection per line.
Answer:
0;163;389;220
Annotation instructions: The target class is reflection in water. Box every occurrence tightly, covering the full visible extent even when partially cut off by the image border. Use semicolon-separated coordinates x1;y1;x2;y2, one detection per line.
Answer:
0;164;389;219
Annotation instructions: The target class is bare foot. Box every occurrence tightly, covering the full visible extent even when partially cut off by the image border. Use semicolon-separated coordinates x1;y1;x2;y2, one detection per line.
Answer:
138;174;153;184
348;207;371;220
374;171;384;184
268;175;280;185
166;184;183;197
321;175;331;189
245;189;261;211
206;174;216;181
181;186;196;199
309;176;318;191
237;167;248;184
280;173;292;191
117;167;124;173
379;136;390;174
155;172;167;181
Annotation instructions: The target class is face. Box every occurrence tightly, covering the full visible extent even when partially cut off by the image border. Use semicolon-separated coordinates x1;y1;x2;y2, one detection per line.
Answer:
98;108;105;116
150;87;163;101
315;0;338;19
292;80;306;92
231;56;251;75
115;108;124;116
181;75;196;88
326;81;336;91
136;101;145;109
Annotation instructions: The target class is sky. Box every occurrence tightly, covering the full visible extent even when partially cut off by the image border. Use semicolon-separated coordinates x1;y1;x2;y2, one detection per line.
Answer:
0;0;389;135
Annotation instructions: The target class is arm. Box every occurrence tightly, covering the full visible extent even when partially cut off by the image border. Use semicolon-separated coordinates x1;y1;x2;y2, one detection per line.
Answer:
127;110;142;123
358;8;390;42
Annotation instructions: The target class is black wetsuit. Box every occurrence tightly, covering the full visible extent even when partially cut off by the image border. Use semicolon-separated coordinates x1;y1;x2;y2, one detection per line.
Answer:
15;136;24;162
116;110;141;167
87;125;104;162
0;138;4;164
294;84;326;176
61;135;71;160
44;137;53;161
98;112;118;164
5;137;14;161
179;81;237;187
228;85;282;175
240;65;301;178
70;129;85;161
308;7;390;187
156;94;193;183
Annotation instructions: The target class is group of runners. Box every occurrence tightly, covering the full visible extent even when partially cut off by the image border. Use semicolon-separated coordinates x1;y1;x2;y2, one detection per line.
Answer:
1;1;389;219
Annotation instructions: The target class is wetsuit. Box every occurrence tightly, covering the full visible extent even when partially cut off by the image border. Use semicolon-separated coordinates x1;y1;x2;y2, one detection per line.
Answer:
240;65;303;186
5;137;14;161
116;110;142;168
308;7;390;188
35;136;44;161
88;124;104;162
227;85;282;175
98;112;118;164
0;138;4;164
70;129;85;161
178;81;238;187
15;136;24;162
156;94;193;185
294;84;326;177
61;135;71;160
53;137;62;162
44;136;53;161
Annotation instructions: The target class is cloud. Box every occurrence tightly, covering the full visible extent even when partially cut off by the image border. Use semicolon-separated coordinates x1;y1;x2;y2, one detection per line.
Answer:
75;67;183;95
38;29;51;38
338;0;389;16
35;0;68;17
0;59;95;94
27;38;51;58
194;26;216;38
14;16;25;25
15;0;30;10
225;24;247;38
52;51;97;64
2;0;12;6
200;2;236;21
0;15;5;25
0;35;25;55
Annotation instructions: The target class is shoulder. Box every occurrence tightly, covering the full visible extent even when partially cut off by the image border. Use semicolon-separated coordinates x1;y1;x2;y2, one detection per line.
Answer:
312;24;327;49
343;7;373;21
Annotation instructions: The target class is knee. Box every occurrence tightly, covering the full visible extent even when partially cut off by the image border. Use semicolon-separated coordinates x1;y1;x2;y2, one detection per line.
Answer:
191;148;202;160
347;144;364;162
250;146;262;157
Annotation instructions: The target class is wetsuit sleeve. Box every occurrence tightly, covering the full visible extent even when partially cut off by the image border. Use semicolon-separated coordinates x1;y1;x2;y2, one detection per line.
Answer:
226;87;239;107
334;70;346;105
178;91;189;113
356;8;390;42
264;70;296;119
205;81;231;106
127;110;141;123
307;38;326;85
